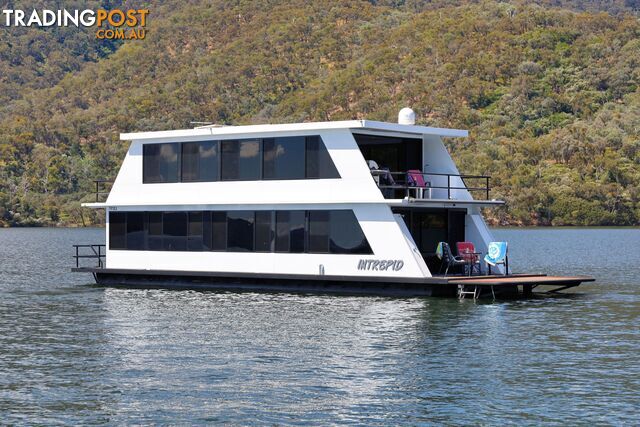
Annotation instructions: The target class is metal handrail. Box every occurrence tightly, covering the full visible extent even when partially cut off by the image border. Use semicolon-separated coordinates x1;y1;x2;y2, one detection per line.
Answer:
73;244;106;268
93;180;113;202
373;171;491;200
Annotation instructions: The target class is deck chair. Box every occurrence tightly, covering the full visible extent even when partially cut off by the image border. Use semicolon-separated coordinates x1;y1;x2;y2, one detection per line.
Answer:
456;241;481;275
484;241;509;275
407;170;431;199
436;242;468;276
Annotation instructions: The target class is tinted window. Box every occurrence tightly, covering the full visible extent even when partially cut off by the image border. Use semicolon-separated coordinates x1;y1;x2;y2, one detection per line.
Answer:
227;211;254;252
182;141;219;182
263;137;305;180
308;210;329;253
187;211;203;251
143;143;179;183
163;212;187;251
329;210;372;254
306;136;339;179
275;210;305;253
255;211;274;252
109;212;126;249
211;211;227;251
275;211;290;253
221;139;261;180
147;212;163;250
107;209;371;255
126;212;145;250
202;211;213;251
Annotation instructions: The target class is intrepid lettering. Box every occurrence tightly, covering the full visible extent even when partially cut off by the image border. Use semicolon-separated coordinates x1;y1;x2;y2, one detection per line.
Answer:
357;259;404;271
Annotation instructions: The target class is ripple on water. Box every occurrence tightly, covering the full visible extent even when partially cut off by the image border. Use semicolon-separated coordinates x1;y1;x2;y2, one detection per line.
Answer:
0;227;639;424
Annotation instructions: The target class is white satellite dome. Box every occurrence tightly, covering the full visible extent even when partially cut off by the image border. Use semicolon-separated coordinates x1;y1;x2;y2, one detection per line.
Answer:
398;107;416;125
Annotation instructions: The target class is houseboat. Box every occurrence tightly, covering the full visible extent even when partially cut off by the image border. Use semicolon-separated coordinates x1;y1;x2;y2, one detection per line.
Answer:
73;109;594;298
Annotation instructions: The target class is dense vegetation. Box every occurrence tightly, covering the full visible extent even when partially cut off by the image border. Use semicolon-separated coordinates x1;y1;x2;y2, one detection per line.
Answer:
0;0;638;226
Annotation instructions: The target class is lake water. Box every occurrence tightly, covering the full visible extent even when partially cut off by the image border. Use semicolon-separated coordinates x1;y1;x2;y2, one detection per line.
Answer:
0;227;638;424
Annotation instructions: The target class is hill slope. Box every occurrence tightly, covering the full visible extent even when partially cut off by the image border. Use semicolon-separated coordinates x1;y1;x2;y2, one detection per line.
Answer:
0;0;638;226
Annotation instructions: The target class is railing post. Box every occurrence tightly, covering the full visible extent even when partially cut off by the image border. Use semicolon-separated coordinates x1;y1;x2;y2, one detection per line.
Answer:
405;172;409;198
486;177;490;200
75;245;79;268
447;175;451;199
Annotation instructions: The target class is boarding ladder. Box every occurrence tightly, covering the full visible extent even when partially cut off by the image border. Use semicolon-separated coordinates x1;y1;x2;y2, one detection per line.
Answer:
457;284;479;300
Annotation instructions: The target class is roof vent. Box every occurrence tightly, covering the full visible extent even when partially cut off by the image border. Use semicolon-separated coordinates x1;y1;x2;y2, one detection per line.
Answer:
398;107;415;125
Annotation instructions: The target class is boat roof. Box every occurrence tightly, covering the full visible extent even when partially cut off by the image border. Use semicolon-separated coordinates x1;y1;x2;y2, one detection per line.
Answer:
120;120;468;141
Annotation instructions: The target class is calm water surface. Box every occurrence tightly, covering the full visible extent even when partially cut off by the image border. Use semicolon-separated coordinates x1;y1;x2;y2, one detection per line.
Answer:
0;227;638;425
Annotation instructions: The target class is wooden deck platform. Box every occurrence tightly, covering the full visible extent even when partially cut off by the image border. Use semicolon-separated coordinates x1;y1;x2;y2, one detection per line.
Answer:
446;274;594;286
443;274;595;298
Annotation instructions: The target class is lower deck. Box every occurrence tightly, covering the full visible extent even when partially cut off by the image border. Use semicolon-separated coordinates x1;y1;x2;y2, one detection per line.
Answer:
73;267;594;298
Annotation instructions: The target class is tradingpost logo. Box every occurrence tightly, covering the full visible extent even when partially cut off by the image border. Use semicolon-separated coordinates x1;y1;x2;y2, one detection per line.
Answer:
1;8;149;40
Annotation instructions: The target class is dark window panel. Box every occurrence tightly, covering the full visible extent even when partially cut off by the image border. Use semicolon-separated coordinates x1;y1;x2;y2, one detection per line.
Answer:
275;211;305;253
143;143;179;183
182;141;219;182
227;211;255;252
109;212;126;250
275;211;290;253
187;211;204;251
221;139;261;181
255;211;274;252
199;141;219;181
329;210;372;254
202;212;213;251
263;137;306;180
308;210;329;253
126;212;145;250
211;211;227;251
181;142;200;182
289;211;306;253
306;136;340;179
163;212;187;251
147;212;163;250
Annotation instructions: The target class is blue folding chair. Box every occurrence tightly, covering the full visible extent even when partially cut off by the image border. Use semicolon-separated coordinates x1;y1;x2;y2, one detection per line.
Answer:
484;242;509;275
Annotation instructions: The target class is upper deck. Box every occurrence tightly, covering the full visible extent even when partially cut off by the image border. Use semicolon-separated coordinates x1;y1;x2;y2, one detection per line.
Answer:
84;119;503;210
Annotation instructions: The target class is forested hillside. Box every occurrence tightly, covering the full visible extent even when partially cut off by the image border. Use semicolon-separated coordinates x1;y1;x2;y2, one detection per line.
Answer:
0;0;638;226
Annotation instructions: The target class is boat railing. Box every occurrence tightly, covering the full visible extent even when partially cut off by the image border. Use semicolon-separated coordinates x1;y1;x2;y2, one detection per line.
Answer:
93;180;113;203
73;244;106;269
372;171;491;200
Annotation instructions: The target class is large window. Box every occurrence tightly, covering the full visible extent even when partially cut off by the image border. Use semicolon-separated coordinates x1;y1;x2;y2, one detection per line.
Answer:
255;211;274;252
306;136;340;179
275;211;306;253
143;143;180;183
108;209;372;255
329;210;372;254
227;211;255;252
126;212;145;250
263;137;306;180
163;212;187;251
109;212;126;249
142;136;339;183
221;139;261;181
182;141;219;182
